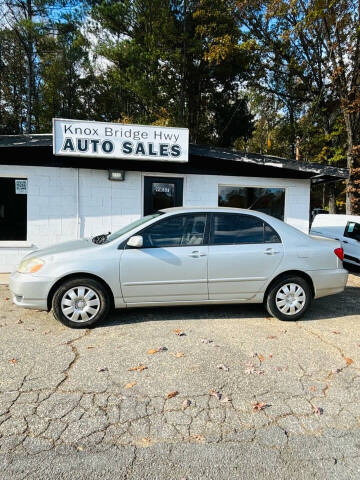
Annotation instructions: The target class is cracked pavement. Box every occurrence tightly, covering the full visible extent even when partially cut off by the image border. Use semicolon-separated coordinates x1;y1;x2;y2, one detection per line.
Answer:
1;273;360;479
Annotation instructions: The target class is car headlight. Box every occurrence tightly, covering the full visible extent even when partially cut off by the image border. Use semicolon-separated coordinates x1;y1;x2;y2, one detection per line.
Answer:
17;257;45;274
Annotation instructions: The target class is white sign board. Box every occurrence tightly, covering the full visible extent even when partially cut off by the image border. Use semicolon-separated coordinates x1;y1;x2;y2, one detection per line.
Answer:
53;118;189;162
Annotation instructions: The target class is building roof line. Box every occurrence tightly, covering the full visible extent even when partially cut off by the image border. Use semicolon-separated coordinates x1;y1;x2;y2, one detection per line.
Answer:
0;133;349;181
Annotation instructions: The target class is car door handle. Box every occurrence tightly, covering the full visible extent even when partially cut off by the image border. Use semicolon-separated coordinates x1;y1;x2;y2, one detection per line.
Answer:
188;251;206;258
264;248;280;255
343;240;349;244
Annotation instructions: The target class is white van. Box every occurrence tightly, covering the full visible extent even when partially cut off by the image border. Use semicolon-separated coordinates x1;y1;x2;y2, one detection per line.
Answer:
310;214;360;267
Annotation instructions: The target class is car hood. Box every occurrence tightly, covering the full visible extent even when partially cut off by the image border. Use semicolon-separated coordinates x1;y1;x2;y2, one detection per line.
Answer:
24;238;96;259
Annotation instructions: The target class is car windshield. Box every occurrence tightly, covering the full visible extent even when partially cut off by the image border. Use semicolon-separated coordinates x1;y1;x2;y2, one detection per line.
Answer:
103;212;163;243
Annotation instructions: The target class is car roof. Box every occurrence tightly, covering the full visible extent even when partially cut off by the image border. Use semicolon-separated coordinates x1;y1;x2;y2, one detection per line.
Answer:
161;206;256;214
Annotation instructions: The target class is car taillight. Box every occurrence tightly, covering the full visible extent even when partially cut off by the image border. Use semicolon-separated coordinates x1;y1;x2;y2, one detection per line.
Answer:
334;247;344;261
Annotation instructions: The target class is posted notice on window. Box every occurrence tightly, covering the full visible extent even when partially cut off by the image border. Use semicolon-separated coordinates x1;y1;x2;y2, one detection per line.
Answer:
15;179;27;194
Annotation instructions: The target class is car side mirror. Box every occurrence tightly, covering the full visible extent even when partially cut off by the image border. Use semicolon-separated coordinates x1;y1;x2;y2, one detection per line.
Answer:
127;235;143;248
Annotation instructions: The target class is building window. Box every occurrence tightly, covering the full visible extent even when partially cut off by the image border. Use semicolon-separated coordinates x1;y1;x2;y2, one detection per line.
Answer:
218;186;285;221
0;178;27;241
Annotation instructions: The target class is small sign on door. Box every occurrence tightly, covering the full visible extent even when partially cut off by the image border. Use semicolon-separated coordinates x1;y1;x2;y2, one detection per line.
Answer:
15;179;28;194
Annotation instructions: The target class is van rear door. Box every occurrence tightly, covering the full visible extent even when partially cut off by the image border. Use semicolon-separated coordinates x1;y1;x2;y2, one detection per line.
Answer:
342;221;360;265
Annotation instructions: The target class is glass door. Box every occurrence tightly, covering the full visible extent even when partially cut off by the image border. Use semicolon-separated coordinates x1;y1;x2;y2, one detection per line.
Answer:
144;176;183;215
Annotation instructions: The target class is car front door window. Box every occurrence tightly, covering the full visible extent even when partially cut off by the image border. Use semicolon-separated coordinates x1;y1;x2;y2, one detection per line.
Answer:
140;214;207;248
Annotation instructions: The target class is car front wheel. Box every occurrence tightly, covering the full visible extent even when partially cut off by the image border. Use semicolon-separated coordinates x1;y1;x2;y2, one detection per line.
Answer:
265;276;312;321
52;277;111;328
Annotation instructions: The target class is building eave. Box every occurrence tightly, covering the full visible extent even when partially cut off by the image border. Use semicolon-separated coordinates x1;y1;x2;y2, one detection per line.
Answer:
0;134;349;182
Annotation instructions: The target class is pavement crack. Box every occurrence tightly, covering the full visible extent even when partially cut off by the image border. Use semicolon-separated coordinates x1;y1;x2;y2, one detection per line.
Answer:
55;329;91;390
296;323;348;363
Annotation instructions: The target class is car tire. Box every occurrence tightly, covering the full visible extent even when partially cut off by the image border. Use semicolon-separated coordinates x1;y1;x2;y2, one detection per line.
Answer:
52;277;111;328
265;275;312;321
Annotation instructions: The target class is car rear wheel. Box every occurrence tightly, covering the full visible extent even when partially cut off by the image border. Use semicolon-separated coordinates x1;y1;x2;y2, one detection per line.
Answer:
52;277;111;328
265;276;312;321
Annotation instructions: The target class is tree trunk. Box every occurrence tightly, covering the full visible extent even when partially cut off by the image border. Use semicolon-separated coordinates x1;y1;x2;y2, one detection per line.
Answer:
328;182;337;214
348;146;360;215
345;139;355;214
181;0;187;127
342;108;355;214
25;52;33;133
288;105;295;158
25;0;34;134
346;170;355;215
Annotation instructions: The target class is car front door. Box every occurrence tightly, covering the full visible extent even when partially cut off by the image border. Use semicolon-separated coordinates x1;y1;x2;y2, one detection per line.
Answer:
120;213;209;304
208;213;284;301
342;221;360;265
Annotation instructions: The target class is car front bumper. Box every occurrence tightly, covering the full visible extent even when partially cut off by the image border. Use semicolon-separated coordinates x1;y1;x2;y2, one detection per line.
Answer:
308;268;349;299
9;271;52;310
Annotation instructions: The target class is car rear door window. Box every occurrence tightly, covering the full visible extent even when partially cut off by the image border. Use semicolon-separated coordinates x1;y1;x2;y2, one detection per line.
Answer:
141;214;207;248
211;213;281;245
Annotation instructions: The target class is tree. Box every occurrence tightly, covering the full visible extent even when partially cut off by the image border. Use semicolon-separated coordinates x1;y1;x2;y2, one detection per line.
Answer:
236;0;360;213
0;0;84;133
316;0;360;213
37;19;92;130
88;0;253;146
0;29;27;133
1;0;46;132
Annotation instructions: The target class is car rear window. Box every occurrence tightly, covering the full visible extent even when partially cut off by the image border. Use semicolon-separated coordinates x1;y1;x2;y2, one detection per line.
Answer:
211;213;281;245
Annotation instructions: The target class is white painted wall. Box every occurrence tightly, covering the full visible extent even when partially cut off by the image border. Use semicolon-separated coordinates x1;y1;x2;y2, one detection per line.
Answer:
0;165;311;272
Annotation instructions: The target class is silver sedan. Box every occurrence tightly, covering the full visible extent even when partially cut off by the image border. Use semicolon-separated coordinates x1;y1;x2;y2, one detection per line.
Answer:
10;207;348;328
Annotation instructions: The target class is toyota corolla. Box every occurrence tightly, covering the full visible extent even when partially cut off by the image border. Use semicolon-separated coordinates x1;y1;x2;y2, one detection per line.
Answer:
10;207;348;328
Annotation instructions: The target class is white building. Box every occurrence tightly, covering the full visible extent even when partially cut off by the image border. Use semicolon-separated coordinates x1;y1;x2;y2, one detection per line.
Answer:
0;133;348;273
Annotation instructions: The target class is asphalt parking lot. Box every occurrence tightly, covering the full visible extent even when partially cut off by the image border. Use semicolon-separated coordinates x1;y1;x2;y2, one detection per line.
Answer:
1;272;360;479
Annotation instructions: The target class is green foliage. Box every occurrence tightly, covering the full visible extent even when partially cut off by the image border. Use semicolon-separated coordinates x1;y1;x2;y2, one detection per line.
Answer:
37;20;93;131
88;0;253;145
237;0;360;212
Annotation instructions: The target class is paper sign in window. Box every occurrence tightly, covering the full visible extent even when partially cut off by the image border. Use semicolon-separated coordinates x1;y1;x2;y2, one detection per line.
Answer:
15;179;28;195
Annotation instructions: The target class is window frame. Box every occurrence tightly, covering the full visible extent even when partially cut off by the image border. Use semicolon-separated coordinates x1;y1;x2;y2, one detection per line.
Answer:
125;212;210;249
209;212;282;246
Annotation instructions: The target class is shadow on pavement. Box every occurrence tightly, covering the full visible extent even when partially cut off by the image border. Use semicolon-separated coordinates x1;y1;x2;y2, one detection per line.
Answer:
96;284;360;328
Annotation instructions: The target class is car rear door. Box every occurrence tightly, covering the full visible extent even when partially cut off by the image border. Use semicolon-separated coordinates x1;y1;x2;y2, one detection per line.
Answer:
120;213;209;304
208;213;284;301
